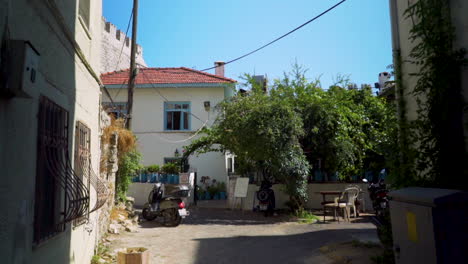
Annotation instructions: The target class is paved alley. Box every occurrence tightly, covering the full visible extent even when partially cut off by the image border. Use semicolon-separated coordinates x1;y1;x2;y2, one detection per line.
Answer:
107;207;379;264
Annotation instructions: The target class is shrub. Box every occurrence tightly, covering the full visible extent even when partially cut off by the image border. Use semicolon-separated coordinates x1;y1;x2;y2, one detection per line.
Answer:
146;164;160;173
161;162;179;174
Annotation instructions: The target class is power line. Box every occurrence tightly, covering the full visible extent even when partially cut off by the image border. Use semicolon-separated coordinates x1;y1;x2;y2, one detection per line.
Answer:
126;0;348;76
197;0;348;72
113;8;134;101
138;66;206;122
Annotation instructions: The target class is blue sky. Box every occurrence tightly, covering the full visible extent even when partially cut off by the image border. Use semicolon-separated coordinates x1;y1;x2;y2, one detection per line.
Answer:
103;0;392;89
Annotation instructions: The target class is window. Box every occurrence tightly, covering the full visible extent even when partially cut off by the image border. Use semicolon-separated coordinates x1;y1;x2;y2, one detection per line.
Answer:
34;96;90;243
73;121;91;226
34;97;67;243
79;0;90;29
164;102;190;131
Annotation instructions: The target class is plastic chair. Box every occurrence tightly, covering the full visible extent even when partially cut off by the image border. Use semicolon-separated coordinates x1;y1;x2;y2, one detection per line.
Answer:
323;187;360;221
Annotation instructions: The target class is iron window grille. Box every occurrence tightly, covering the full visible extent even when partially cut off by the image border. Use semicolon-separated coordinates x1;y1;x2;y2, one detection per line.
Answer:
34;96;90;243
73;121;91;226
74;122;109;215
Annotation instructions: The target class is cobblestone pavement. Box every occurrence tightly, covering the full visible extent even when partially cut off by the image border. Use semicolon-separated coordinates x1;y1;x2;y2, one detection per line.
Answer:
107;207;379;264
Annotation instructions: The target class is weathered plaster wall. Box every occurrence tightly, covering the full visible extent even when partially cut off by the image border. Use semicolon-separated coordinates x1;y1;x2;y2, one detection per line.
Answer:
0;0;105;263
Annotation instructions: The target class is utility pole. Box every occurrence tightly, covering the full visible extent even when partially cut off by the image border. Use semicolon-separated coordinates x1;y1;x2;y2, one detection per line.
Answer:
126;0;139;129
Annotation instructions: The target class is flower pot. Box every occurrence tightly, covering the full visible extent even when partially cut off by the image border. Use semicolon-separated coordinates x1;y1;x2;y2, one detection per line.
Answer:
219;192;226;200
117;247;149;264
160;174;167;183
197;192;205;200
140;174;148;183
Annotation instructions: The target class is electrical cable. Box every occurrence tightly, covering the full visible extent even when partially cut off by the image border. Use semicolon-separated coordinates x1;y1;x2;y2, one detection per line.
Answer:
112;8;134;101
199;0;348;72
138;66;206;122
146;0;348;75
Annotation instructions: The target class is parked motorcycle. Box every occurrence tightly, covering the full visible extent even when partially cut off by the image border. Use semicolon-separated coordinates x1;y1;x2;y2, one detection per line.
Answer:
142;183;190;226
363;178;389;218
256;180;275;217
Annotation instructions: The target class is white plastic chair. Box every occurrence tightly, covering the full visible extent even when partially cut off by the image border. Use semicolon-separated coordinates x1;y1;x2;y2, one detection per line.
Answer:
323;187;360;221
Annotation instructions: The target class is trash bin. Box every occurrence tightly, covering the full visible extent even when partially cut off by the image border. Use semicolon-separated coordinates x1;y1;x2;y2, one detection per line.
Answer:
388;187;468;264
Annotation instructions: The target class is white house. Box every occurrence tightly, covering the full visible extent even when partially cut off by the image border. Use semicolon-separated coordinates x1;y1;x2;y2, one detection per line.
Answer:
0;0;108;263
101;63;236;184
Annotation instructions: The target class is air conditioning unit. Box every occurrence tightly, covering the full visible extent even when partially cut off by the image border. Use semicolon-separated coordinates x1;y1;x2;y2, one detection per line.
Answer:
0;40;40;98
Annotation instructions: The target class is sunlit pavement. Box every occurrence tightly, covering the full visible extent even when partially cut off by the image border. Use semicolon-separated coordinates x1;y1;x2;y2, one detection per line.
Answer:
107;207;378;264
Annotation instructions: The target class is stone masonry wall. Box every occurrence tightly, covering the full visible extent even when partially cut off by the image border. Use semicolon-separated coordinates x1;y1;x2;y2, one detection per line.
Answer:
100;17;147;74
97;110;119;239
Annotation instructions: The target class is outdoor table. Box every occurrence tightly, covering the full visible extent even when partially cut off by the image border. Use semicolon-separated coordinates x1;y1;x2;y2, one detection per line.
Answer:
318;191;342;204
318;190;364;221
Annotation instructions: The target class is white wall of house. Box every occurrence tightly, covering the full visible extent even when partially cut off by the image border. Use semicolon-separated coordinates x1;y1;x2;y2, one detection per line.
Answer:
105;85;230;184
230;183;372;212
0;0;104;263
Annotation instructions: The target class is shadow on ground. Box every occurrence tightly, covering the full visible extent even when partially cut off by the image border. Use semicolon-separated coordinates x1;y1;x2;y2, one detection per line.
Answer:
138;207;376;228
192;228;378;264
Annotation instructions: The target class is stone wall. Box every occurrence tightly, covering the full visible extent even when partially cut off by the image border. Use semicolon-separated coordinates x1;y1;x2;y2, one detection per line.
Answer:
100;17;147;74
97;110;119;239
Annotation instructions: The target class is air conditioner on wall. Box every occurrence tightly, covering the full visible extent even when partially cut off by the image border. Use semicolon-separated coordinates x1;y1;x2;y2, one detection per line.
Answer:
0;40;40;98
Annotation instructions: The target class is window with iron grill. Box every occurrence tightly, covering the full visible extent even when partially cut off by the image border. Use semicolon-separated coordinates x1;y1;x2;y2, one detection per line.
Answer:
34;96;90;244
73;121;91;226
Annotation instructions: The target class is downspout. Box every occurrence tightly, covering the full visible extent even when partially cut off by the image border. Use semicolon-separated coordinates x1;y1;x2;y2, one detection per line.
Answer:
389;0;401;52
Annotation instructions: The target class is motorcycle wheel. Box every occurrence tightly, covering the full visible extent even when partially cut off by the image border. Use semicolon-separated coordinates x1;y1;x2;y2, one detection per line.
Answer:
142;207;157;221
163;208;182;227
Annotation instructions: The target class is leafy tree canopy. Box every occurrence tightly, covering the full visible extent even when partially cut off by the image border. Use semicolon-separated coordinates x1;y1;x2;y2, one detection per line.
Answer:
184;64;396;209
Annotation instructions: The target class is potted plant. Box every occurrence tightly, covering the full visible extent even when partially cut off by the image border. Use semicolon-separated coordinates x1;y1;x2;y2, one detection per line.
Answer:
208;185;219;200
161;163;180;184
146;164;160;182
218;182;227;200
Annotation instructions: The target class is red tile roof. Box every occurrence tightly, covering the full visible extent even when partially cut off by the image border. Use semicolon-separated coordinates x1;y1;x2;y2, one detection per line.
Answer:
101;67;236;85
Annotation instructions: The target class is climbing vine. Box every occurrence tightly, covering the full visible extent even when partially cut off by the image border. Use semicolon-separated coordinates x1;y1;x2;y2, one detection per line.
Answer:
397;0;467;188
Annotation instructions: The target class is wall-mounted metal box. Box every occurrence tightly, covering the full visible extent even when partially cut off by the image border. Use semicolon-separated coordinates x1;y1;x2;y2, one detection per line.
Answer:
389;187;468;264
0;40;39;98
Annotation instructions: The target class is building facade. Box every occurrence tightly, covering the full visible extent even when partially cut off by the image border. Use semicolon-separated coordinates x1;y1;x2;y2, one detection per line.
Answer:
0;0;107;263
101;65;236;184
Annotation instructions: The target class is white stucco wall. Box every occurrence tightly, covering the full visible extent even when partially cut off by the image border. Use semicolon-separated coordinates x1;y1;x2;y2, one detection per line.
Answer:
0;1;103;263
232;183;372;212
127;182;194;207
105;85;230;184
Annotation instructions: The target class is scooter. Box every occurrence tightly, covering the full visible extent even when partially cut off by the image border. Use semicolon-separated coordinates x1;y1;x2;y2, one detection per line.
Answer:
142;183;190;226
256;180;275;217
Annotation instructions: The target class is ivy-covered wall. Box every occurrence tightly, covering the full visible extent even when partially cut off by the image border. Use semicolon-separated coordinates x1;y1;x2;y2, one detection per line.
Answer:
389;0;468;190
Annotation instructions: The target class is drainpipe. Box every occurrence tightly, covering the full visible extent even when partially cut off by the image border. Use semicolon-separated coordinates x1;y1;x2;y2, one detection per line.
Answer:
389;0;401;52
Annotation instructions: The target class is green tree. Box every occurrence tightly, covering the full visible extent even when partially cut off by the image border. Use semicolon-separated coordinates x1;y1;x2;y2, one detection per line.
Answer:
116;150;142;201
185;80;310;210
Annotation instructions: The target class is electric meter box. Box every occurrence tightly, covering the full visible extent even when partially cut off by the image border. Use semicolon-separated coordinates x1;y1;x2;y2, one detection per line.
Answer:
388;187;468;264
0;40;39;98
